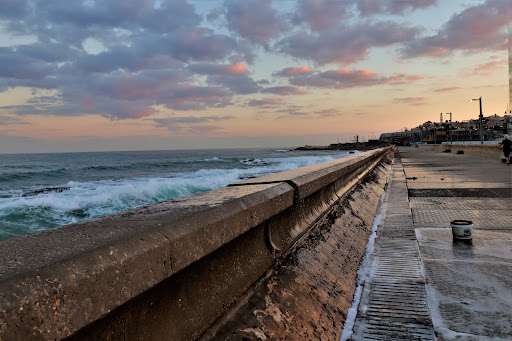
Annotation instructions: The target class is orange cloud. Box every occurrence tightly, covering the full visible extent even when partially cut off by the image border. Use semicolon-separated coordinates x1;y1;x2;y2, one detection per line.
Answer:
226;63;248;74
277;66;313;76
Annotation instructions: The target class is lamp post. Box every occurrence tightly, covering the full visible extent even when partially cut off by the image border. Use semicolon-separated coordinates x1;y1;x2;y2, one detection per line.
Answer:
469;97;483;144
444;112;452;145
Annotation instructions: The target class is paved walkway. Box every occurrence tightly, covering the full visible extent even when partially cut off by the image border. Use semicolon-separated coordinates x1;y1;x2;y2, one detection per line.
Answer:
352;147;512;340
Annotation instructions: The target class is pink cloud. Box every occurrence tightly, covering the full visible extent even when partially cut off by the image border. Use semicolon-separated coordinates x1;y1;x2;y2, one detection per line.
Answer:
188;63;248;75
434;87;461;93
187;63;260;94
247;98;285;107
275;66;313;76
274;106;343;119
100;103;157;120
261;86;308;95
314;108;342;117
287;68;422;89
322;68;377;82
393;97;426;105
388;73;423;85
148;115;235;135
468;59;507;77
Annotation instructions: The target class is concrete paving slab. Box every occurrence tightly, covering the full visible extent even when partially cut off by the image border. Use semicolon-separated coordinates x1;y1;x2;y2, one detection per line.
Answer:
407;182;511;189
410;198;511;210
402;147;512;340
350;147;512;340
417;228;512;266
412;208;512;229
422;259;512;340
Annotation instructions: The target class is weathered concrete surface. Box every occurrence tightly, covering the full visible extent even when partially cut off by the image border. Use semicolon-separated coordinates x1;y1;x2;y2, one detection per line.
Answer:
0;183;294;340
231;148;387;201
0;147;392;340
419;143;503;161
201;154;393;340
401;147;512;340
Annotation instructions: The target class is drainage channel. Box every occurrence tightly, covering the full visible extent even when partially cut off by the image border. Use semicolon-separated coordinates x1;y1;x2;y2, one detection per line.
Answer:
350;155;435;341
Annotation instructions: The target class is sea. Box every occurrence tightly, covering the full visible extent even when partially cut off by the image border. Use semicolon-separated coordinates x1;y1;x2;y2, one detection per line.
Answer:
0;148;359;241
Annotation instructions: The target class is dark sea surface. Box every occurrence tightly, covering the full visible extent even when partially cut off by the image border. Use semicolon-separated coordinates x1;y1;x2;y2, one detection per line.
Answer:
0;148;360;241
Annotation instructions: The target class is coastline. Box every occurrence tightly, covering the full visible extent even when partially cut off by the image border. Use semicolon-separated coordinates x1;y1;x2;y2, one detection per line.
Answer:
296;141;390;151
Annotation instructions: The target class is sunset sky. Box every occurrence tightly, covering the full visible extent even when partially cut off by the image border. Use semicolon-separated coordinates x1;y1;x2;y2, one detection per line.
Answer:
0;0;510;153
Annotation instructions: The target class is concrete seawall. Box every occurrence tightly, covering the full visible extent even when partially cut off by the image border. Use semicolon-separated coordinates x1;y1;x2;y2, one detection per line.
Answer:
0;147;393;340
419;143;503;160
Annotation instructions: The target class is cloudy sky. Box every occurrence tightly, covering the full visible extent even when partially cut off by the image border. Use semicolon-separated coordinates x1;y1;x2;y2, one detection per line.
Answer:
0;0;510;153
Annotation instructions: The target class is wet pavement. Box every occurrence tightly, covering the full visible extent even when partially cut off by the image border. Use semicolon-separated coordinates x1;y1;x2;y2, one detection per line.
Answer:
352;147;512;341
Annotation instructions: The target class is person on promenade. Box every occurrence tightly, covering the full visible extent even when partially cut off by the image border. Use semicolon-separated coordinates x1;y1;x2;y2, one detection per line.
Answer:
498;134;511;165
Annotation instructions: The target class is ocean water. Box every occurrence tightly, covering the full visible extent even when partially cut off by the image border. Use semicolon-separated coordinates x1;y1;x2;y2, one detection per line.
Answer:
0;148;359;241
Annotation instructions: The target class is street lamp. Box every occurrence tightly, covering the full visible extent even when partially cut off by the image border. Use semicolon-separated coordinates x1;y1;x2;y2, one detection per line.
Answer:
469;97;483;144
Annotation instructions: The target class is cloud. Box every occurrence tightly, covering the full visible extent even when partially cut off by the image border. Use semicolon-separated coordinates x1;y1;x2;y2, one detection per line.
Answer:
286;68;422;89
261;86;308;95
151;115;235;125
0;0;28;19
2;66;234;119
274;106;309;119
274;106;343;119
247;98;286;107
293;0;352;31
0;115;30;125
434;87;461;93
27;95;62;104
314;108;343;117
224;0;285;46
0;47;56;80
188;63;248;75
356;0;437;16
466;59;507;77
0;1;256;119
170;27;241;62
188;63;260;94
274;66;313;77
393;97;426;105
401;0;510;58
276;21;420;65
148;115;235;134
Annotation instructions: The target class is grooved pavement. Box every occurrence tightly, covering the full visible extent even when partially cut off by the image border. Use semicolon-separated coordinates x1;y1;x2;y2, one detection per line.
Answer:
351;153;436;340
351;146;512;340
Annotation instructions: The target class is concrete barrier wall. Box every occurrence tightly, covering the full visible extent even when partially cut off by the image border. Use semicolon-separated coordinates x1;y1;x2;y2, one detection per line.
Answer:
419;144;503;160
0;147;393;340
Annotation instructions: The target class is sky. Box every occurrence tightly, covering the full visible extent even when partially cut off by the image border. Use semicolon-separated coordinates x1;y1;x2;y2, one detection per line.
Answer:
0;0;510;153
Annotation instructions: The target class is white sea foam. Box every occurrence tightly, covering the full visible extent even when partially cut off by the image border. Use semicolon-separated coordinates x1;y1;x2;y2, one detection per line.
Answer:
200;157;227;162
0;150;360;238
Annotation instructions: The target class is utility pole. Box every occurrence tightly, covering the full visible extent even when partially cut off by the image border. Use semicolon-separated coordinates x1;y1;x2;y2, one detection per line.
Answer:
449;113;452;145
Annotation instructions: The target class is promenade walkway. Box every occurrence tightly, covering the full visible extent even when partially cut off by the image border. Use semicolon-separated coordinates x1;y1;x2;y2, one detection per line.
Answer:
352;146;512;340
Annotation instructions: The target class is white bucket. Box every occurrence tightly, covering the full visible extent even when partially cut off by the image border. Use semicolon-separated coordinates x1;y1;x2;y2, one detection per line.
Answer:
450;220;473;240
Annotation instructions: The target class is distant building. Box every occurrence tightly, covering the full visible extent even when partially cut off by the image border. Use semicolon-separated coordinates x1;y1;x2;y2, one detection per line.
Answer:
380;114;511;144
